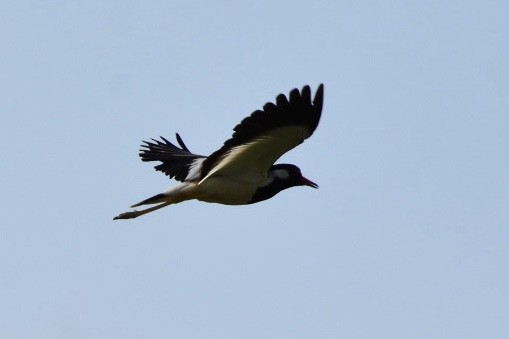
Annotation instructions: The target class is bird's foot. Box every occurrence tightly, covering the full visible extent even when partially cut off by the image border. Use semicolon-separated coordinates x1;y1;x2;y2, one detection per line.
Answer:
113;210;140;220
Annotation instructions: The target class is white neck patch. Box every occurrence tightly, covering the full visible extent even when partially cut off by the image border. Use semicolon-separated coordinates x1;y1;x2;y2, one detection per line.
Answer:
272;169;289;180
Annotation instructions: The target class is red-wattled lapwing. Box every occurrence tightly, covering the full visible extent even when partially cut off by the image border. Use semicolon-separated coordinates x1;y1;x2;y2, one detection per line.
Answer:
113;84;324;220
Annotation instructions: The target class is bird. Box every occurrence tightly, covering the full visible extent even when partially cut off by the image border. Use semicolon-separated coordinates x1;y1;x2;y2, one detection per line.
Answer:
113;84;324;220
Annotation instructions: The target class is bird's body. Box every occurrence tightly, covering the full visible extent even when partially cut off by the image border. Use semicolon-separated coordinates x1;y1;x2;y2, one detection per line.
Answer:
114;84;324;220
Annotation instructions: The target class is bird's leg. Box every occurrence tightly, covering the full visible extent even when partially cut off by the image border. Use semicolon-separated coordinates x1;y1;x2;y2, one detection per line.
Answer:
113;201;172;220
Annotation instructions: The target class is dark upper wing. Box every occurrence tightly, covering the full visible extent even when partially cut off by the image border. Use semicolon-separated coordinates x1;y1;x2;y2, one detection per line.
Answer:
200;84;324;182
139;133;206;182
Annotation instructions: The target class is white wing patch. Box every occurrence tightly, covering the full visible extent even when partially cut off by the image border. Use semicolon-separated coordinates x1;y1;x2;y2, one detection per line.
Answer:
199;125;309;185
185;158;206;181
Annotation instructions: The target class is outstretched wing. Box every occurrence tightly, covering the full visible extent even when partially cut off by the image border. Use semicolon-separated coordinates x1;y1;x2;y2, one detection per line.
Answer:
139;133;206;182
200;84;324;183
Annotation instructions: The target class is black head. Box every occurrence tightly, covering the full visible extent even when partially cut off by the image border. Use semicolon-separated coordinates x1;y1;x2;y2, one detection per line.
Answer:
249;164;318;204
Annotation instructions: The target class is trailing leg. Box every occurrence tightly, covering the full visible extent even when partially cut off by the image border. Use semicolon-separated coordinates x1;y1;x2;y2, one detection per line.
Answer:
113;201;172;220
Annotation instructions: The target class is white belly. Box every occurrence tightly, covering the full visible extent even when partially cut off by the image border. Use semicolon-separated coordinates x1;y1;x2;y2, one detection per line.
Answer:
194;175;266;205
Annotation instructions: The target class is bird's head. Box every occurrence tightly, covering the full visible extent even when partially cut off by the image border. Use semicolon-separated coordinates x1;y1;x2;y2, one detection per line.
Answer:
248;164;318;204
271;164;319;189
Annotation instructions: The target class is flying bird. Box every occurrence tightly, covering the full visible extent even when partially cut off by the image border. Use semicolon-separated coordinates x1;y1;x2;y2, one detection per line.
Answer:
114;84;324;220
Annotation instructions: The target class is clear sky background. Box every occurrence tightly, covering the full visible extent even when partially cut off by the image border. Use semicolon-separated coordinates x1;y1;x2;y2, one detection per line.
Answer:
1;1;508;338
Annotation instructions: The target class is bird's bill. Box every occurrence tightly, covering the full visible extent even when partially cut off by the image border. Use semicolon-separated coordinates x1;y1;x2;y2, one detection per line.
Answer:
301;176;319;189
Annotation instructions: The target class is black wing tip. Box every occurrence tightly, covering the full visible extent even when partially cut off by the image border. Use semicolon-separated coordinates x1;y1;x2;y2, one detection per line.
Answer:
286;84;324;107
175;133;191;152
302;83;323;100
139;133;183;152
137;133;193;162
313;83;324;114
278;84;323;107
136;133;205;182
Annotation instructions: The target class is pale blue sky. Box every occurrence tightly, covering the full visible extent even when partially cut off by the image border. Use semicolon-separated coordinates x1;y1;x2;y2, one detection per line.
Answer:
1;1;508;338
